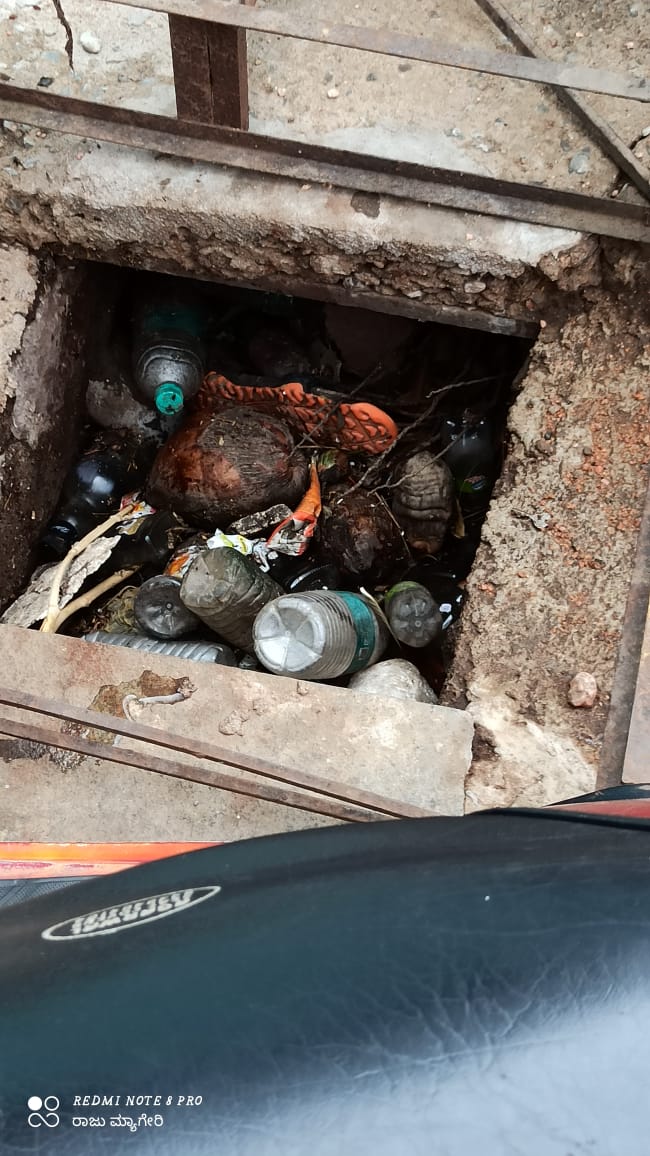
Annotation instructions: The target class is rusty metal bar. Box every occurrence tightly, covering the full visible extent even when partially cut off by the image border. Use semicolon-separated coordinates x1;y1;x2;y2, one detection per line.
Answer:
600;475;650;786
102;0;650;103
0;686;432;821
169;0;252;127
623;600;650;784
0;713;383;824
1;85;649;242
169;16;215;123
473;0;650;203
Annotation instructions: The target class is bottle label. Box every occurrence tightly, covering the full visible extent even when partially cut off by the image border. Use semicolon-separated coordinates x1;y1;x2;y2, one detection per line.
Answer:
338;593;378;675
458;474;489;494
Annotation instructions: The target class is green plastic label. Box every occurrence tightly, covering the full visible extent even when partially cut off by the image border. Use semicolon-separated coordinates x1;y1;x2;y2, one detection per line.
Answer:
338;593;378;675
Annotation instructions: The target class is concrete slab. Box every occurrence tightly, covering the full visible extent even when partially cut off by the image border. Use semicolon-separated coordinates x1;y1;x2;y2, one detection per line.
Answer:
0;626;473;840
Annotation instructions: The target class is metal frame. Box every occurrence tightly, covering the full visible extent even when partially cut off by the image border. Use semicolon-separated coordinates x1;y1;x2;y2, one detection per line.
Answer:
0;1;647;240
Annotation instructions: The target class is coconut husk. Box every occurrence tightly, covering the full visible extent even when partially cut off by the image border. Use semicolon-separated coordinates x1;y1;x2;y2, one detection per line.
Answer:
147;406;309;528
317;486;406;581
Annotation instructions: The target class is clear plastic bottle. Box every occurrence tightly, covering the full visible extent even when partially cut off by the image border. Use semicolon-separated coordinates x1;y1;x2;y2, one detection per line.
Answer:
132;295;206;416
253;590;389;680
134;575;202;640
180;548;283;653
384;581;443;648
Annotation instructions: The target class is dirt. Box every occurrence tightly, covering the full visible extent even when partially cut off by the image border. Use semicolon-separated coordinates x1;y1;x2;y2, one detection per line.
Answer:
445;275;650;808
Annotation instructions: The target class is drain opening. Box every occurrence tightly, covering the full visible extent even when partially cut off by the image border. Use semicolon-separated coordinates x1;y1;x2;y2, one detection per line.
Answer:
0;263;532;700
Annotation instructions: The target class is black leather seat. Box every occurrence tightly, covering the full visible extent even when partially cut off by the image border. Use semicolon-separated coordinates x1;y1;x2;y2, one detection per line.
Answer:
1;810;650;1154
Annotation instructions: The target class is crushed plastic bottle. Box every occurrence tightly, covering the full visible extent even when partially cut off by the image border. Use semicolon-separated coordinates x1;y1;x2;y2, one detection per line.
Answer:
384;581;443;648
348;659;439;704
83;632;237;665
180;548;283;653
253;590;389;680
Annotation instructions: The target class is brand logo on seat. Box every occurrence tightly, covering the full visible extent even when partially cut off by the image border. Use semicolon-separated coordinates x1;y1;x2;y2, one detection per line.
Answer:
41;886;221;940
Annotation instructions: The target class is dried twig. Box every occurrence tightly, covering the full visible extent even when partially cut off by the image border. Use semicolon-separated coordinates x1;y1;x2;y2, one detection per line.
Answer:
289;361;386;458
335;385;454;504
51;0;74;70
50;568;140;633
40;502;136;633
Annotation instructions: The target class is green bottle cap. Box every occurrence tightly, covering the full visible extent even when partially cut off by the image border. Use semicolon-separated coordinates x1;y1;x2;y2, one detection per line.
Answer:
154;382;185;415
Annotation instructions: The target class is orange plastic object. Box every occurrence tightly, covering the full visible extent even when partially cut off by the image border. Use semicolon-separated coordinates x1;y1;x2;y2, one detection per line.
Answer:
200;373;398;454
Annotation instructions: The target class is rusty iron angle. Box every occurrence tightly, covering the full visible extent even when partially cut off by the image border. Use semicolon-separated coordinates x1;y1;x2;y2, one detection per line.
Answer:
99;0;650;103
1;86;649;243
472;0;650;204
0;712;385;824
0;686;432;821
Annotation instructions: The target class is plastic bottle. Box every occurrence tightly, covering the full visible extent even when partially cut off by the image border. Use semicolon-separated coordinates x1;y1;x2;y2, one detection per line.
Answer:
180;548;283;653
348;659;439;704
41;437;151;558
253;590;389;680
439;415;496;515
113;509;188;572
405;564;465;631
384;581;443;648
134;575;202;640
284;561;341;593
132;293;206;416
84;631;237;665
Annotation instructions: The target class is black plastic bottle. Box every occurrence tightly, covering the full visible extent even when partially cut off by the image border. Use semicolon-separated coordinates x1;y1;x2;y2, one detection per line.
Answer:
41;437;151;558
440;415;496;516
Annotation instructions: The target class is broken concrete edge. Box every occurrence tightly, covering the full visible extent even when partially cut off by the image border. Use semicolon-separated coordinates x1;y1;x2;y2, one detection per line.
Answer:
444;287;650;810
0;128;599;331
0;625;475;830
0;241;39;406
0;245;102;606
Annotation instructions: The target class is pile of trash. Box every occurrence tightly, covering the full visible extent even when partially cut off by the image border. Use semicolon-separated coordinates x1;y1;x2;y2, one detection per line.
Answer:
3;277;517;704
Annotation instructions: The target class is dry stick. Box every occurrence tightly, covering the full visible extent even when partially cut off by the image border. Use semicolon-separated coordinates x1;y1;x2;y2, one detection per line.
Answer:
289;360;387;458
51;567;140;631
40;502;136;633
335;384;455;504
0;686;433;821
0;713;382;824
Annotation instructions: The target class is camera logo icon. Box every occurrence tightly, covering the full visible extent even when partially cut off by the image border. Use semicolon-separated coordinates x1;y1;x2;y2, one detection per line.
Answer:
27;1096;60;1128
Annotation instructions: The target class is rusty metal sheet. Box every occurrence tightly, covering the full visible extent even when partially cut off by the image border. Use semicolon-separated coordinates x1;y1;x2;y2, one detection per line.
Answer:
1;84;649;242
473;0;650;203
101;0;650;103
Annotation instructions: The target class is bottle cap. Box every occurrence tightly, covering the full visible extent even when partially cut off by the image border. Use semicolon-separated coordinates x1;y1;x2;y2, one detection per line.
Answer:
154;382;185;415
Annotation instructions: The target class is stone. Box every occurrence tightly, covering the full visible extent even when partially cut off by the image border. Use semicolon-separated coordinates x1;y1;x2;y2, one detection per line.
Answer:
567;672;598;708
569;151;590;175
326;87;340;99
80;31;101;54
